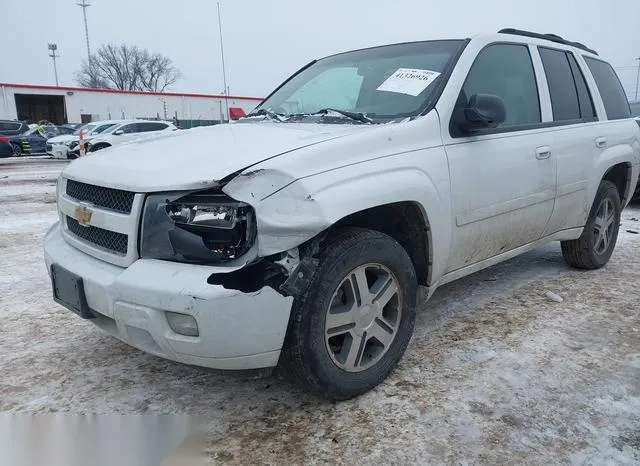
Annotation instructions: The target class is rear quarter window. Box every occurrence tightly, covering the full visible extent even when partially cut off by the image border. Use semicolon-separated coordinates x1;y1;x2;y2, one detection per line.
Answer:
584;57;631;120
0;122;21;131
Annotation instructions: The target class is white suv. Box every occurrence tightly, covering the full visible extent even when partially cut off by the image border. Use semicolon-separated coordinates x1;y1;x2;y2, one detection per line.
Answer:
85;120;177;153
46;121;121;159
44;29;640;400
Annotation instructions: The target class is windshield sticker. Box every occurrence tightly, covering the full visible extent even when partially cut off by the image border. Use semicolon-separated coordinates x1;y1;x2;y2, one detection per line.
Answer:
376;68;441;96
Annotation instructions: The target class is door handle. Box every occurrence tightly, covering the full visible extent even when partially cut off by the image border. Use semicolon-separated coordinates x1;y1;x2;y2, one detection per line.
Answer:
535;146;552;160
595;137;607;149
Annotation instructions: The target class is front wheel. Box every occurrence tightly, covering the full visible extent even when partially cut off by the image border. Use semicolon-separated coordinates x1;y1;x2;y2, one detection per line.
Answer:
561;180;621;269
279;228;418;400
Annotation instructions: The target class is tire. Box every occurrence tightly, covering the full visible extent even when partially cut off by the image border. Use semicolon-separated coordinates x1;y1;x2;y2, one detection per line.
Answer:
11;143;22;157
279;228;418;400
561;180;621;269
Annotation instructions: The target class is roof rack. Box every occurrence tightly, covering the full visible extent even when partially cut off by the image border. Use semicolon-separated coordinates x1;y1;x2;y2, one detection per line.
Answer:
497;28;598;56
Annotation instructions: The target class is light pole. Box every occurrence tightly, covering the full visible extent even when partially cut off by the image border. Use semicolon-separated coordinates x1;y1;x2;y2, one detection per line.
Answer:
635;57;640;101
77;0;92;64
48;43;59;86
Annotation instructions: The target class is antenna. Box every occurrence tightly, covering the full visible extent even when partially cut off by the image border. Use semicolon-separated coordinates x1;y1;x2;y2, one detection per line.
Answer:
217;2;230;123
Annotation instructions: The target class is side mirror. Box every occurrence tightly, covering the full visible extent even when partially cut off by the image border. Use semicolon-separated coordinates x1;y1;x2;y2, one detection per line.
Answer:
456;94;506;132
113;129;124;136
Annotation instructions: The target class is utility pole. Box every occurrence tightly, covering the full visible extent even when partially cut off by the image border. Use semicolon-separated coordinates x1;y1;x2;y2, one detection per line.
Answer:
48;43;59;86
159;98;168;120
77;0;92;64
217;2;230;123
635;57;640;101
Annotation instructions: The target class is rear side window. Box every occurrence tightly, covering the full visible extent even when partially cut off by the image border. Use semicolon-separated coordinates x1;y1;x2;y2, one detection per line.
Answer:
119;124;139;134
539;48;595;122
461;43;541;128
0;122;21;131
584;57;631;120
138;122;168;132
567;54;596;121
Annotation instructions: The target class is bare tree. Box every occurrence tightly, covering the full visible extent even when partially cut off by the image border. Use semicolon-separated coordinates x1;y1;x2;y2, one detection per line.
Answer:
76;44;181;91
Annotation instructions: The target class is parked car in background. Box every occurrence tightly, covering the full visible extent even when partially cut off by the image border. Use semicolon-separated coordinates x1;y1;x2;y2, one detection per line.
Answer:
0;120;30;136
9;125;75;156
85;120;177;153
62;123;84;131
0;136;15;157
47;121;121;159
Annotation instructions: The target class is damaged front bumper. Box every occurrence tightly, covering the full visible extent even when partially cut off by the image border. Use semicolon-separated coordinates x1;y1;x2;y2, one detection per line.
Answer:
43;222;293;370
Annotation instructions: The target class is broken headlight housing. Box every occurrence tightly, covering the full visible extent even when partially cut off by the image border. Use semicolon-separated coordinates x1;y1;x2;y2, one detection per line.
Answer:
140;191;256;263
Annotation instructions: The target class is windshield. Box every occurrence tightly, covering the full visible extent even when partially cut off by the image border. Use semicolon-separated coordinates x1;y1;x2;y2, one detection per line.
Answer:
94;123;117;134
253;40;464;123
75;124;96;135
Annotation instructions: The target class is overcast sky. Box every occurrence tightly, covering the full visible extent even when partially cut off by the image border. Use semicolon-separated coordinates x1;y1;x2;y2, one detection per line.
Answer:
1;0;638;99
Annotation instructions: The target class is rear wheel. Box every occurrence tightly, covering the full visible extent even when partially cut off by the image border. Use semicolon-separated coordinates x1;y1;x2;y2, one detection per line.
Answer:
561;180;621;269
280;228;418;400
11;143;22;157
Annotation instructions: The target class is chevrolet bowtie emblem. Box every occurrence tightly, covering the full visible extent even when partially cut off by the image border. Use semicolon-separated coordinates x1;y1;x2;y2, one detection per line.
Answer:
74;205;93;226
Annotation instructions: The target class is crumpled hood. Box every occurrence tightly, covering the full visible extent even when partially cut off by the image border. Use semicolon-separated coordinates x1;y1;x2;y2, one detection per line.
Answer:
61;122;373;192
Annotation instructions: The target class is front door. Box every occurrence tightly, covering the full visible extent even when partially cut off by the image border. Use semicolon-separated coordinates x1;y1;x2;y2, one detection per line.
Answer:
441;43;556;272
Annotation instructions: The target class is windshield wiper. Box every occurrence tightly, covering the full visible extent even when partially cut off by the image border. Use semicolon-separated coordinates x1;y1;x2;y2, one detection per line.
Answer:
244;108;288;122
312;108;374;124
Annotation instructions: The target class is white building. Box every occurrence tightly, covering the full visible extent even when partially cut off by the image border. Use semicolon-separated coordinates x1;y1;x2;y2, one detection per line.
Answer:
0;82;262;126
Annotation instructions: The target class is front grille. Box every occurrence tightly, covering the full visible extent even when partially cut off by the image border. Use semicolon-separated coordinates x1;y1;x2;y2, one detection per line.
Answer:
46;144;53;152
66;216;128;255
66;179;135;214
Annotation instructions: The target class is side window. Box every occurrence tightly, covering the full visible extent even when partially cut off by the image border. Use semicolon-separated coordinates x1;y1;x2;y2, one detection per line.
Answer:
139;122;168;132
538;48;581;121
584;57;631;120
0;122;20;131
567;54;596;121
460;44;540;128
120;124;139;134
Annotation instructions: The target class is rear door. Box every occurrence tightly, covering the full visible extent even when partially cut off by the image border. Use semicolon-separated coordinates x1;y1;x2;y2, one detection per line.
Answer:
440;42;556;272
536;47;599;235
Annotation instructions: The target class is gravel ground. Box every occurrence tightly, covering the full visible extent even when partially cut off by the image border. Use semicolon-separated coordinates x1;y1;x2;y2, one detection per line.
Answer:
1;157;639;464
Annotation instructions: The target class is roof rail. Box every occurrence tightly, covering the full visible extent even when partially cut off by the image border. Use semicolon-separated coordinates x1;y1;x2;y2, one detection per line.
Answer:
497;28;598;55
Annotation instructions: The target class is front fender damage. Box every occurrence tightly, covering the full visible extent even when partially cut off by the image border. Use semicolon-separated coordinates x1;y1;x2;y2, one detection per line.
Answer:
209;169;332;298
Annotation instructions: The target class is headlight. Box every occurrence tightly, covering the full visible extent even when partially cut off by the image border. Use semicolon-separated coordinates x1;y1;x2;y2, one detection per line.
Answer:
140;191;256;263
63;140;75;147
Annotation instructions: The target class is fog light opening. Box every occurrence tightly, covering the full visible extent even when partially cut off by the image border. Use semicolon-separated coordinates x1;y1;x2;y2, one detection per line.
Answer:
166;312;199;337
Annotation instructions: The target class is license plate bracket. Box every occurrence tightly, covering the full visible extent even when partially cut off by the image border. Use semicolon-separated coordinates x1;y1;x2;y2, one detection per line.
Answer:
51;264;95;319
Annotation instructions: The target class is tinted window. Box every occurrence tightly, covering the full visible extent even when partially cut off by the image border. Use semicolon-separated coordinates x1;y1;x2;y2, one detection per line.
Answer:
584;57;631;120
539;48;580;121
138;122;168;132
119;124;139;134
567;54;596;121
461;44;540;127
0;122;21;131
